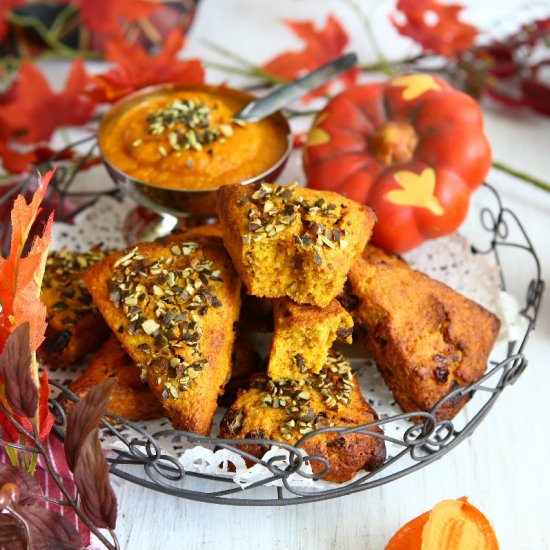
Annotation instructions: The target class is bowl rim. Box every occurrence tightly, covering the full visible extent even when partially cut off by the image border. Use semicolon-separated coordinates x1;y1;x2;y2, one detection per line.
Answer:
97;82;294;195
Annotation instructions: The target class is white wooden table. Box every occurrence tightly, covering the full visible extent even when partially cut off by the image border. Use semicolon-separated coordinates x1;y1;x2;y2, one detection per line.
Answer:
94;1;550;548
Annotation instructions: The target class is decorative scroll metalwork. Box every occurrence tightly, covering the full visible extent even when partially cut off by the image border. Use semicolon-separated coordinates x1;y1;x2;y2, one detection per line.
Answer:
46;182;544;505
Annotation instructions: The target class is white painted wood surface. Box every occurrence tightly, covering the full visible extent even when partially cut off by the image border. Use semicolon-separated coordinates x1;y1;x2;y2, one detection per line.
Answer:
93;1;550;548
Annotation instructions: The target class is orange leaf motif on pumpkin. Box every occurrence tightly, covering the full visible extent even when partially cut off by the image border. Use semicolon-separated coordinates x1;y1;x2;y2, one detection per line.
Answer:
261;15;357;101
391;74;441;100
391;0;478;56
387;168;444;215
86;29;205;103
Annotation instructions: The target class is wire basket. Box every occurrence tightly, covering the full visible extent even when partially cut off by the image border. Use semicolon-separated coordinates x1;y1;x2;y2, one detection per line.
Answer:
40;176;544;505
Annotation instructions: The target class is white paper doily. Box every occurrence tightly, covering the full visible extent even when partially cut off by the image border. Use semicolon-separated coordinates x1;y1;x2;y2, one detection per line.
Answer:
48;195;526;490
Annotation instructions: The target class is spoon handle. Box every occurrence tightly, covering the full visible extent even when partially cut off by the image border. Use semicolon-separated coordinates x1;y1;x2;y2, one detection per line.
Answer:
234;52;358;123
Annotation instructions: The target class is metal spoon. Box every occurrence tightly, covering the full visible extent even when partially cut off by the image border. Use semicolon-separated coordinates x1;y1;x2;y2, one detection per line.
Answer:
233;52;358;123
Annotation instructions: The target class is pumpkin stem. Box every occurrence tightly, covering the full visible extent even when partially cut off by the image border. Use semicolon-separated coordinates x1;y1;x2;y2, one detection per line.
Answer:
370;122;418;165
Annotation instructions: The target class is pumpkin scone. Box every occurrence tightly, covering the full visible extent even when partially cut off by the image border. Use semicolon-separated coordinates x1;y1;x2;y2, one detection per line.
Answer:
220;351;386;483
346;245;501;420
39;247;111;367
216;182;376;308
268;298;353;381
83;235;241;435
60;335;163;422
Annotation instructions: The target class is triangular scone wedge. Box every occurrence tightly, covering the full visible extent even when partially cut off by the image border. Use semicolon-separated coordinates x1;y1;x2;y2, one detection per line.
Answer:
60;334;163;422
216;182;376;307
83;235;241;435
347;244;500;420
220;351;386;483
268;298;353;381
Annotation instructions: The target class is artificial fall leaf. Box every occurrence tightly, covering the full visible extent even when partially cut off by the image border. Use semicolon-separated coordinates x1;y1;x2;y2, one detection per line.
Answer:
0;323;36;418
64;378;116;471
74;429;118;530
0;464;43;506
86;29;205;103
0;170;54;353
66;0;161;37
14;504;82;549
0;60;95;146
261;15;358;100
0;370;54;443
391;0;478;56
0;170;54;445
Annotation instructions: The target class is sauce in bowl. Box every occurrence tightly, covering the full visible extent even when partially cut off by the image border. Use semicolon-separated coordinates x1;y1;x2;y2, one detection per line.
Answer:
99;86;290;191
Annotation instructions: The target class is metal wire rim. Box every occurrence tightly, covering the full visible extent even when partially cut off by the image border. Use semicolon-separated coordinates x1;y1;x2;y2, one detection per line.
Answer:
46;181;544;506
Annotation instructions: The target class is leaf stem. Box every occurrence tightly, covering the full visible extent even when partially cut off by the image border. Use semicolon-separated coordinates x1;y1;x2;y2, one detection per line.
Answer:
492;160;550;193
345;0;393;76
202;40;287;84
5;12;100;60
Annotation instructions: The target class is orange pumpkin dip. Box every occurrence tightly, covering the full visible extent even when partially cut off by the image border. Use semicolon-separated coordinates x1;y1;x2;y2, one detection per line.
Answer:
99;88;289;190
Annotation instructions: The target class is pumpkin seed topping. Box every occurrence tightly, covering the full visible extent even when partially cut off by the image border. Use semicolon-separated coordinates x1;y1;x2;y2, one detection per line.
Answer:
106;242;225;399
136;98;245;159
237;183;350;263
254;351;353;440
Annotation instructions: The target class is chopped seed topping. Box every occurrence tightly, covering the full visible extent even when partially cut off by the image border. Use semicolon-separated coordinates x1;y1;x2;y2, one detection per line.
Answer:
135;98;244;156
255;351;354;439
237;183;349;263
42;247;109;325
106;242;225;399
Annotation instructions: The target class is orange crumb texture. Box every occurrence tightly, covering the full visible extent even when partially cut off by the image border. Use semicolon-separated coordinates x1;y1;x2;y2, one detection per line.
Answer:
216;182;376;308
269;298;353;381
385;497;499;550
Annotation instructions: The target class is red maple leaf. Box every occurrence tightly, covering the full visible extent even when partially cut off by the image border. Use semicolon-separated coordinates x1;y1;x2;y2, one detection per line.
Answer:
86;29;205;103
0;60;95;145
66;0;161;36
261;15;358;100
391;0;478;56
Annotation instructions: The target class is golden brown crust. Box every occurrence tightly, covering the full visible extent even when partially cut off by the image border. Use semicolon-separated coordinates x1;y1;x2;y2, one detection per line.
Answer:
216;182;375;308
348;244;501;420
219;352;385;483
83;235;241;435
156;223;224;245
39;247;111;367
61;335;163;422
269;298;353;381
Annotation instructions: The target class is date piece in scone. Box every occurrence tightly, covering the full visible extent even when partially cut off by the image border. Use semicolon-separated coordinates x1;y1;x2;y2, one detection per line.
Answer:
216;182;376;308
83;236;241;435
39;247;111;367
220;351;386;483
61;335;163;422
347;245;501;420
268;298;353;381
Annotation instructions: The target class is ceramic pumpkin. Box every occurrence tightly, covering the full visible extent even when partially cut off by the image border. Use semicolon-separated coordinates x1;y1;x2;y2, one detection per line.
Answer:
303;73;492;253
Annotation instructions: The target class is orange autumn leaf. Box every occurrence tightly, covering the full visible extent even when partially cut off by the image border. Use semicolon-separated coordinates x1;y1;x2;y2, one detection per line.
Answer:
0;60;95;145
391;0;478;56
65;0;161;37
86;29;205;103
261;15;358;100
386;497;499;550
0;170;54;354
0;170;55;445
